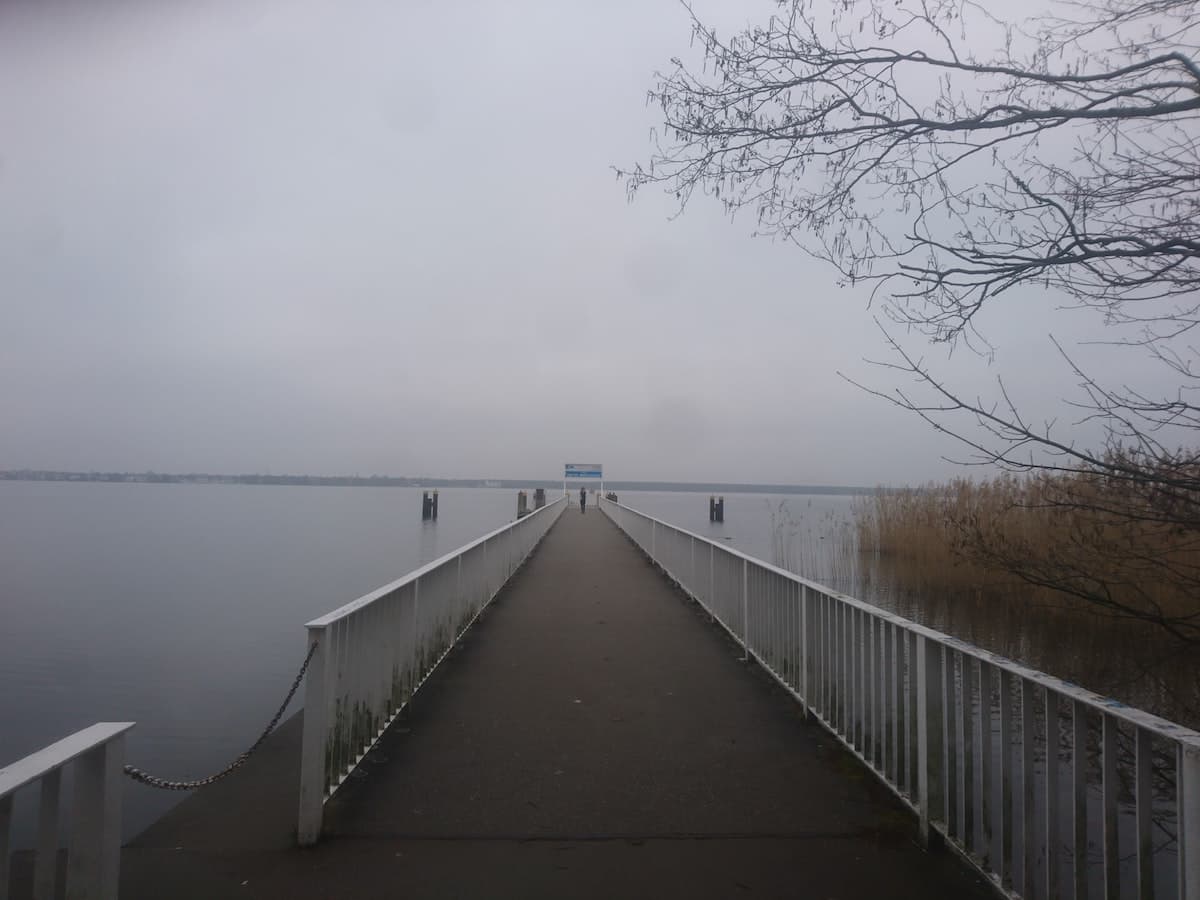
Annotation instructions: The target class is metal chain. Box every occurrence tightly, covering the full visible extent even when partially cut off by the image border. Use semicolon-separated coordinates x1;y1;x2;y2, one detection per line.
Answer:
123;640;319;791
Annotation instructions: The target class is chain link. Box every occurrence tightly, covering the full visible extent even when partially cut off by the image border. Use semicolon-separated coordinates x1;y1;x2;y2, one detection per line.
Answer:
123;640;319;791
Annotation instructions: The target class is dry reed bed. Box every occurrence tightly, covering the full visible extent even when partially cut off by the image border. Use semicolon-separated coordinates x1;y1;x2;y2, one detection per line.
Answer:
854;473;1200;625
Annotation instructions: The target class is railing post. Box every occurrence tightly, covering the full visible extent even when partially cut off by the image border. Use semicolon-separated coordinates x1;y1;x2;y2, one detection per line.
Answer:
297;627;328;846
1181;742;1199;900
890;623;900;788
700;542;710;614
917;634;944;847
1135;726;1154;900
413;576;422;672
799;585;810;713
1020;678;1036;900
456;554;463;626
35;767;62;899
1103;713;1118;899
1072;698;1088;900
690;536;695;596
66;733;124;900
1;793;12;900
741;558;749;660
999;670;1013;887
943;646;953;828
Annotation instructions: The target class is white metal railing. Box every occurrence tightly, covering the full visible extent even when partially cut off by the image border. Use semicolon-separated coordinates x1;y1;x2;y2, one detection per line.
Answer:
0;722;134;900
601;497;1200;900
296;496;566;844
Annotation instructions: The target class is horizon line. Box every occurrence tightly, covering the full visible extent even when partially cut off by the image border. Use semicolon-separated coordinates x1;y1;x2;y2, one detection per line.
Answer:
0;467;891;493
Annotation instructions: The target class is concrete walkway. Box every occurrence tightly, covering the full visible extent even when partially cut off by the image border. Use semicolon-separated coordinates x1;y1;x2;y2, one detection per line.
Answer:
118;508;995;899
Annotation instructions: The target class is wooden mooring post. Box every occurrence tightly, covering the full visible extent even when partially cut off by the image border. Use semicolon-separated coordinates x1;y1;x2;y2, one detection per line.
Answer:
709;495;724;523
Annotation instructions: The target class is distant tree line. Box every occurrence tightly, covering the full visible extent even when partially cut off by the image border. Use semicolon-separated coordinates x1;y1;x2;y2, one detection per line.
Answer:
0;470;476;487
0;470;873;494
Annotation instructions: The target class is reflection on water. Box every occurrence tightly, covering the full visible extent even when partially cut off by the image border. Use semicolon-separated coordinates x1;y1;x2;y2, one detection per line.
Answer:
867;576;1198;730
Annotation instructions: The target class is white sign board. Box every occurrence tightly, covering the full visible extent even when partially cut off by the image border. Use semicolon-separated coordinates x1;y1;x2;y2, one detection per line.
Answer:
564;463;603;479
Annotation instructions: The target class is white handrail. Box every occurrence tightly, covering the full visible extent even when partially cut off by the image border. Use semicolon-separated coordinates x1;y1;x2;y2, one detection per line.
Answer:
602;496;1200;900
305;499;565;629
297;496;567;844
0;722;134;900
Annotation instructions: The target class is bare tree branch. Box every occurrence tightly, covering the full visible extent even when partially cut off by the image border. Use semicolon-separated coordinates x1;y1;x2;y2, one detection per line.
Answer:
623;0;1200;652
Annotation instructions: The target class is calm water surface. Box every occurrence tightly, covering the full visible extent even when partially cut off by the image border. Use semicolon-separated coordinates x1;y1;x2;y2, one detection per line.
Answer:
616;491;858;574
0;481;530;840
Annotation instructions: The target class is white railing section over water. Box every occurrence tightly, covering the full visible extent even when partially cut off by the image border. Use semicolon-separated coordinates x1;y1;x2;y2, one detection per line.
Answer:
0;722;133;900
297;496;566;844
601;497;1200;900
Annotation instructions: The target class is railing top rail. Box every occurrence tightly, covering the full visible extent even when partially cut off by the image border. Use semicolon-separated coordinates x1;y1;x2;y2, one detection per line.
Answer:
0;722;135;798
306;495;567;629
605;498;1200;746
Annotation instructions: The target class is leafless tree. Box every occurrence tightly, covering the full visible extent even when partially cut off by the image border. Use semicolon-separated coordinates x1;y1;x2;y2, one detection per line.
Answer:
621;0;1200;651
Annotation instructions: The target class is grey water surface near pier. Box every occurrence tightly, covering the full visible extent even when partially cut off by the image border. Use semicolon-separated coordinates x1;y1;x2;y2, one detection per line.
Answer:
111;507;992;899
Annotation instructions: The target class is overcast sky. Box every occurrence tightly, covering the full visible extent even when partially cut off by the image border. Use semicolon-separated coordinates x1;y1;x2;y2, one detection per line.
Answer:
0;0;1160;485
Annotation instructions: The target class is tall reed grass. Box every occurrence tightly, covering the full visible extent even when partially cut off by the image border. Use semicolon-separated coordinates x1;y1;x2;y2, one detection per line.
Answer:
853;472;1200;726
854;472;1200;626
765;498;859;592
854;476;1026;598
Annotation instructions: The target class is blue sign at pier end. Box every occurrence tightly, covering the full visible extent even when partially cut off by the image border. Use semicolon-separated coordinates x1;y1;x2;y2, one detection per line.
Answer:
564;464;603;497
564;464;603;479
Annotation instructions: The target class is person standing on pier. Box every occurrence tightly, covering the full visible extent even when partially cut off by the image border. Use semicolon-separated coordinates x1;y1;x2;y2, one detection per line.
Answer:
579;487;587;514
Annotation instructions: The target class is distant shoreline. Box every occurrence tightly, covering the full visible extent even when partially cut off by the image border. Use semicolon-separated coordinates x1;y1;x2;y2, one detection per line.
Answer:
0;469;877;495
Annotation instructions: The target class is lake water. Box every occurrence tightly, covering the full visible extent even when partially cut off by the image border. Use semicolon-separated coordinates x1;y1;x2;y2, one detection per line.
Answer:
2;482;1191;847
614;490;859;586
0;481;530;841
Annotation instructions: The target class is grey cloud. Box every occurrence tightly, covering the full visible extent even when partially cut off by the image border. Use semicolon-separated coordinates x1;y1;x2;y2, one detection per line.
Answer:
0;0;1154;486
